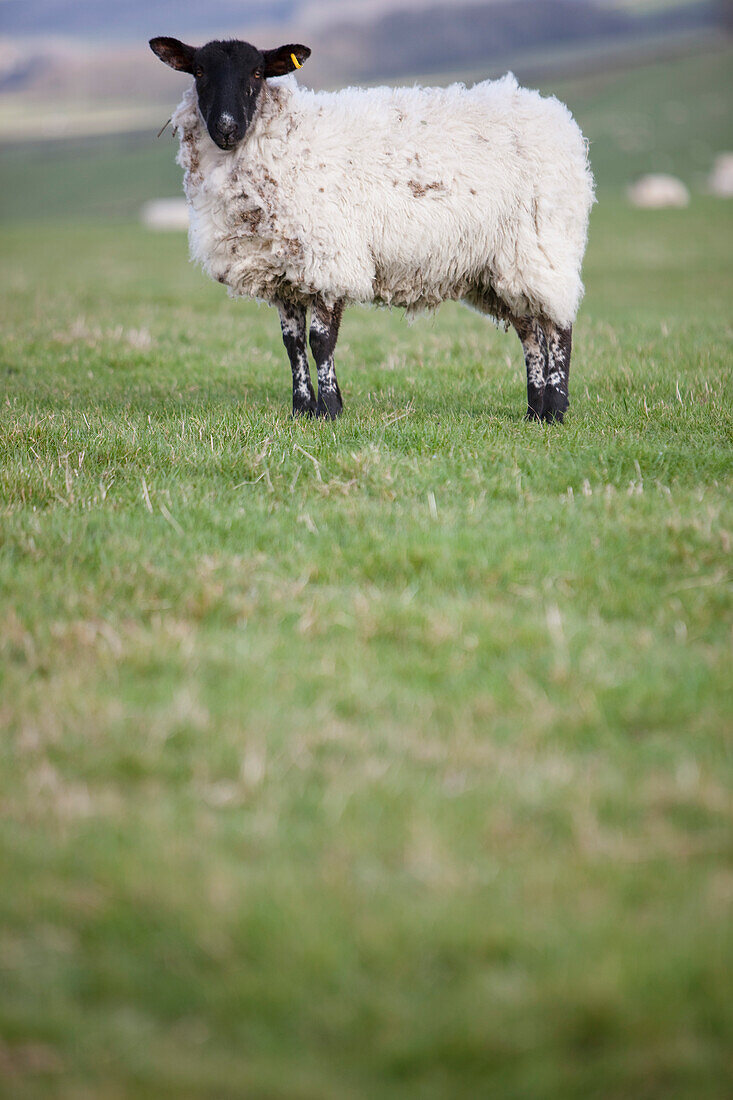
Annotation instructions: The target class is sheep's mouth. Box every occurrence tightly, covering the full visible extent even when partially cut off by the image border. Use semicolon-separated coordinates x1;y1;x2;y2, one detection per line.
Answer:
213;137;240;151
207;124;244;151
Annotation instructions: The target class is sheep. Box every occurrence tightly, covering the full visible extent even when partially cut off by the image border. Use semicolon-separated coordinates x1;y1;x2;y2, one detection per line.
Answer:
627;174;689;209
709;153;733;198
149;36;595;422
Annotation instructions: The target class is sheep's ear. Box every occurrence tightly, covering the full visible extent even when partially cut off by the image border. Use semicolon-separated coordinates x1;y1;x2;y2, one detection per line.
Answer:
262;44;311;77
149;37;196;73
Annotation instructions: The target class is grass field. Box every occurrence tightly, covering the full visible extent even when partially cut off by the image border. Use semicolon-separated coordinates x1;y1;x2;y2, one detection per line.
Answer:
2;199;732;1099
1;42;733;1100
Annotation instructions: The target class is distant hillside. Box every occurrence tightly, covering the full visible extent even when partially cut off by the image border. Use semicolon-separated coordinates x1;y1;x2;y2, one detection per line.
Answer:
318;0;722;82
0;0;295;38
0;0;722;48
0;0;725;106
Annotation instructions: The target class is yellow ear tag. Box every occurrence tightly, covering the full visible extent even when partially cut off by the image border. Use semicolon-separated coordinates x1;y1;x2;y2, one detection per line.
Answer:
290;52;302;69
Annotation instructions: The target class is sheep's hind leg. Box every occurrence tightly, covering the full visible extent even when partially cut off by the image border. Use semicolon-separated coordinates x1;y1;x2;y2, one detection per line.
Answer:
512;316;549;421
277;300;317;417
310;297;344;419
542;322;572;423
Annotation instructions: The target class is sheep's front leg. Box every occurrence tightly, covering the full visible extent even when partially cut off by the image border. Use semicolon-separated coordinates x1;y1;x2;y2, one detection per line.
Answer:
512;316;548;421
309;297;344;419
277;300;317;417
543;323;572;423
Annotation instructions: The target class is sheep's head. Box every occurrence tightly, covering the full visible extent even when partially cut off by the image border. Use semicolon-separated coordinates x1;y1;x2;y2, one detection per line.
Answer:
149;37;310;151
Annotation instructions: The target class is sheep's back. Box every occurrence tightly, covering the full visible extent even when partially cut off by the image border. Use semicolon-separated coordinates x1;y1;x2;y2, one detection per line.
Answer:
174;75;594;324
281;76;593;322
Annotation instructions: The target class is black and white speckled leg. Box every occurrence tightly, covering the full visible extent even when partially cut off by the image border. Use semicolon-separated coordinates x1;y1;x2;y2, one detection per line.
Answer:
309;297;344;419
276;299;317;417
512;316;549;421
542;323;572;423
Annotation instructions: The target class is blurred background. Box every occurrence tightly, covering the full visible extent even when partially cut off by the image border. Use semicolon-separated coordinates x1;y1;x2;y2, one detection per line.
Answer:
2;7;732;1096
0;0;731;221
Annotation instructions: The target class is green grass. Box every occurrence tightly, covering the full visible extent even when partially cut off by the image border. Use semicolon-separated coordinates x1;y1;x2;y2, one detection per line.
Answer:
1;42;731;221
1;194;732;1098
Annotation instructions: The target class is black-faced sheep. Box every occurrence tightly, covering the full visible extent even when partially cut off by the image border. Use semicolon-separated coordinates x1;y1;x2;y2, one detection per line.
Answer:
150;36;595;422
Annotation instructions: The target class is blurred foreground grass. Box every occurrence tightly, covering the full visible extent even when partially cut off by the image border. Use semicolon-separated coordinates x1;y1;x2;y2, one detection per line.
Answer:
0;194;732;1098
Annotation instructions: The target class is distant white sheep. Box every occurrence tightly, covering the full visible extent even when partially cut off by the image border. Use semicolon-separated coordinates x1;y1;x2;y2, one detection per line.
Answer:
709;153;733;198
627;174;689;209
151;36;595;421
141;198;189;231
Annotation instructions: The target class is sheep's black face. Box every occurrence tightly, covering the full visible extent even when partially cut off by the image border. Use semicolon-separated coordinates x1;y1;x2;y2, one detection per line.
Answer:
192;41;263;150
150;37;311;152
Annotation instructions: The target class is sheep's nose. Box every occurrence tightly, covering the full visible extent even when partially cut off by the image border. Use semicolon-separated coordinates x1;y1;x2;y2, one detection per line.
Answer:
215;116;237;142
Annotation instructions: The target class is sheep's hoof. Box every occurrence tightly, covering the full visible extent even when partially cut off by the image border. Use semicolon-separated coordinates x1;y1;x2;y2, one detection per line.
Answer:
541;393;568;424
525;406;543;422
292;393;318;418
316;389;343;420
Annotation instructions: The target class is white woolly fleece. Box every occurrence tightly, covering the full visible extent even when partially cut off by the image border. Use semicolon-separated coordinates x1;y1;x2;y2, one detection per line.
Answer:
171;72;594;327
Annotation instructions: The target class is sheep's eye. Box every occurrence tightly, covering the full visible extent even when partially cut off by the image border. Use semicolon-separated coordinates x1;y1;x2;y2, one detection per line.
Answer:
194;67;204;79
252;70;262;80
